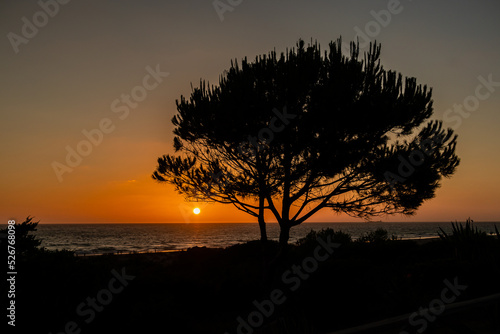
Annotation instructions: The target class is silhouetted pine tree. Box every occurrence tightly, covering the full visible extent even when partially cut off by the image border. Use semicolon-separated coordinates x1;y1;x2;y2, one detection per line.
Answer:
153;38;459;246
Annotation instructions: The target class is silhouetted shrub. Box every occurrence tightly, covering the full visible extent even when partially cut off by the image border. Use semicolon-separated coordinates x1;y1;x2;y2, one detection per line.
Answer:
0;216;43;256
438;218;497;262
296;228;352;247
357;227;394;243
438;218;487;242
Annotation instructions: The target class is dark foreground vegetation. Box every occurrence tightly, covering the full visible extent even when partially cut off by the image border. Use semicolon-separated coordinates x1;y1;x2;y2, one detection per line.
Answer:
3;218;500;334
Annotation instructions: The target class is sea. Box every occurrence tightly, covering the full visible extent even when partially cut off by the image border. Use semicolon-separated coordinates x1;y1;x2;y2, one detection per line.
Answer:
25;221;500;255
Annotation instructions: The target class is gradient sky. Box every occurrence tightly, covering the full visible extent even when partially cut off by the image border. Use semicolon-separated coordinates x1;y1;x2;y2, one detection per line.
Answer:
1;0;499;224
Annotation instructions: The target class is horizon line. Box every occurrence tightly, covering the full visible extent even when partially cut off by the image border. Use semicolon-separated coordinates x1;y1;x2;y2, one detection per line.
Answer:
12;220;500;225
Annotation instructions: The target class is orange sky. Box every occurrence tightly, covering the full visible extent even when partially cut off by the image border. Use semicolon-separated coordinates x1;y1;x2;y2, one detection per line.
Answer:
1;1;499;224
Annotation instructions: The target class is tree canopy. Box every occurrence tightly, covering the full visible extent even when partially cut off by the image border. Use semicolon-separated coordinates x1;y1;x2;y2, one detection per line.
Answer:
153;38;459;245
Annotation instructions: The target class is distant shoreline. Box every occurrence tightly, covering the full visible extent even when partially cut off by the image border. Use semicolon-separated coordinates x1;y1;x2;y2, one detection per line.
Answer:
19;221;500;256
15;220;500;225
73;236;446;257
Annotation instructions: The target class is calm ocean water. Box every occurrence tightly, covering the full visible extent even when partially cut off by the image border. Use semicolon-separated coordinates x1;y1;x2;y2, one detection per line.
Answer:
28;222;500;255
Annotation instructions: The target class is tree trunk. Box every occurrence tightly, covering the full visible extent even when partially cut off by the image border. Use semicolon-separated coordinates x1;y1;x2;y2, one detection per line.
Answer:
258;216;267;243
279;224;290;247
258;194;267;243
267;223;290;269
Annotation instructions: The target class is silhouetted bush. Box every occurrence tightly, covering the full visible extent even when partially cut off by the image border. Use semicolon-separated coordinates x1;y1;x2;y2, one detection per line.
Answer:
438;218;499;263
438;218;488;242
296;228;352;247
0;216;43;256
357;227;395;243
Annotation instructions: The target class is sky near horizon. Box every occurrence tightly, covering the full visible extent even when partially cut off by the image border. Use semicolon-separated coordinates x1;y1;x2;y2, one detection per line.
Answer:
1;0;499;224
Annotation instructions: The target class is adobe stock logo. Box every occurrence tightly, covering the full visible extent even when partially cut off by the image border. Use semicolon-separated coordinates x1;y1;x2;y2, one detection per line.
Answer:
52;64;169;182
225;235;340;334
236;106;296;157
401;277;467;334
213;0;243;22
353;0;407;49
384;73;500;189
7;0;71;54
48;267;135;334
443;74;500;130
384;130;446;189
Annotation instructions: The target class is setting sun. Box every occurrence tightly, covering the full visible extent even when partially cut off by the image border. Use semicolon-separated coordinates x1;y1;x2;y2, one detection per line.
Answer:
193;208;201;215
